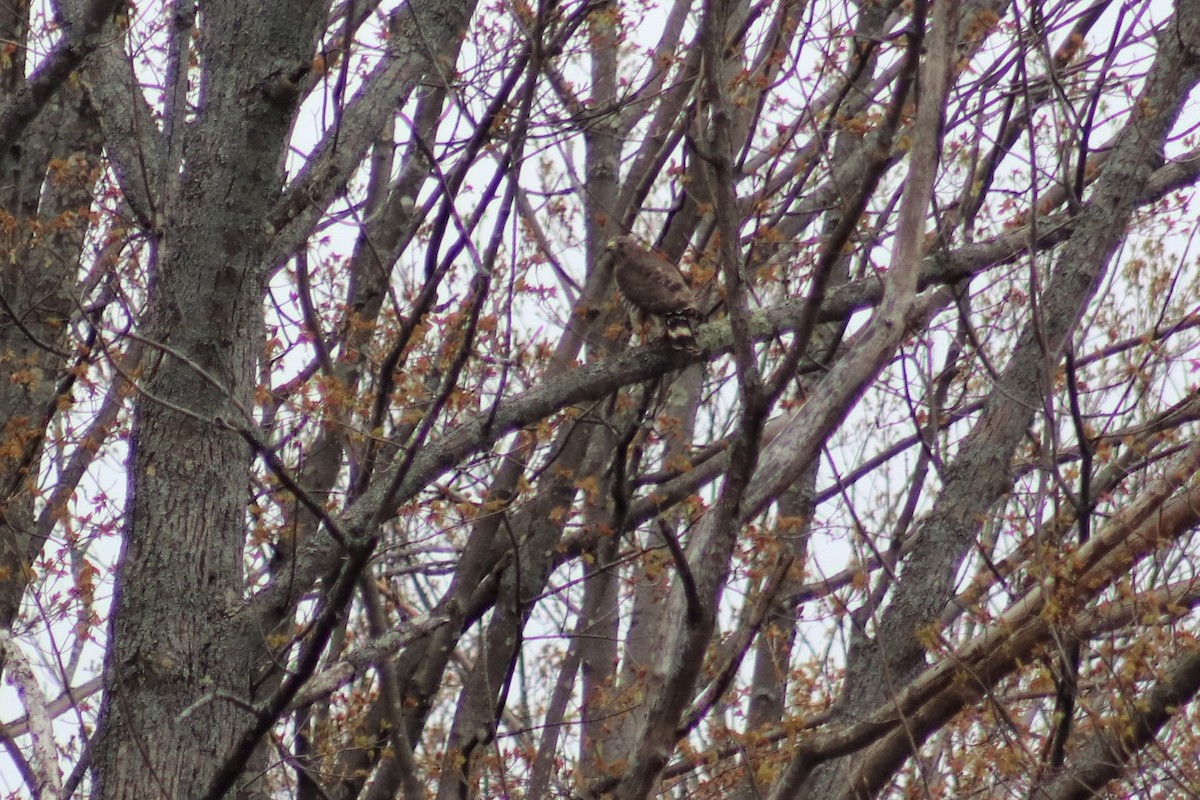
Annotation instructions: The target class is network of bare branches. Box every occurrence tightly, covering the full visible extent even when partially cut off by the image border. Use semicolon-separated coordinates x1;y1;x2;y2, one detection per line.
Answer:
1;0;1200;799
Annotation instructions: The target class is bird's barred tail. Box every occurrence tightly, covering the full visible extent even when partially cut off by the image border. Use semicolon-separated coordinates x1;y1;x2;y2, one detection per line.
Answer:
664;314;699;351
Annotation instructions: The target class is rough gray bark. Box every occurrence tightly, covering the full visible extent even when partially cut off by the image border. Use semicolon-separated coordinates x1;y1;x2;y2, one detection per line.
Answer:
5;1;1200;799
89;2;330;796
0;87;100;632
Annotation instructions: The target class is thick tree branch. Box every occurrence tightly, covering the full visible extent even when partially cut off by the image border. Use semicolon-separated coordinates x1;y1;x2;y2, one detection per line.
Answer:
0;0;124;152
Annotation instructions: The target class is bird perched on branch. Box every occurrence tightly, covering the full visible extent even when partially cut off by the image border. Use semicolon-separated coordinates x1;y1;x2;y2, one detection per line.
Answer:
608;236;703;351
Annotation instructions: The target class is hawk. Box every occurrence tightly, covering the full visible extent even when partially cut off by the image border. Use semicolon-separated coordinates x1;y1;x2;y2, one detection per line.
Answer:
608;236;703;350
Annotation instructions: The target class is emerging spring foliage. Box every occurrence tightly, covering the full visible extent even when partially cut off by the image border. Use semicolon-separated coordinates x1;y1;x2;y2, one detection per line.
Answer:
0;1;1199;799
